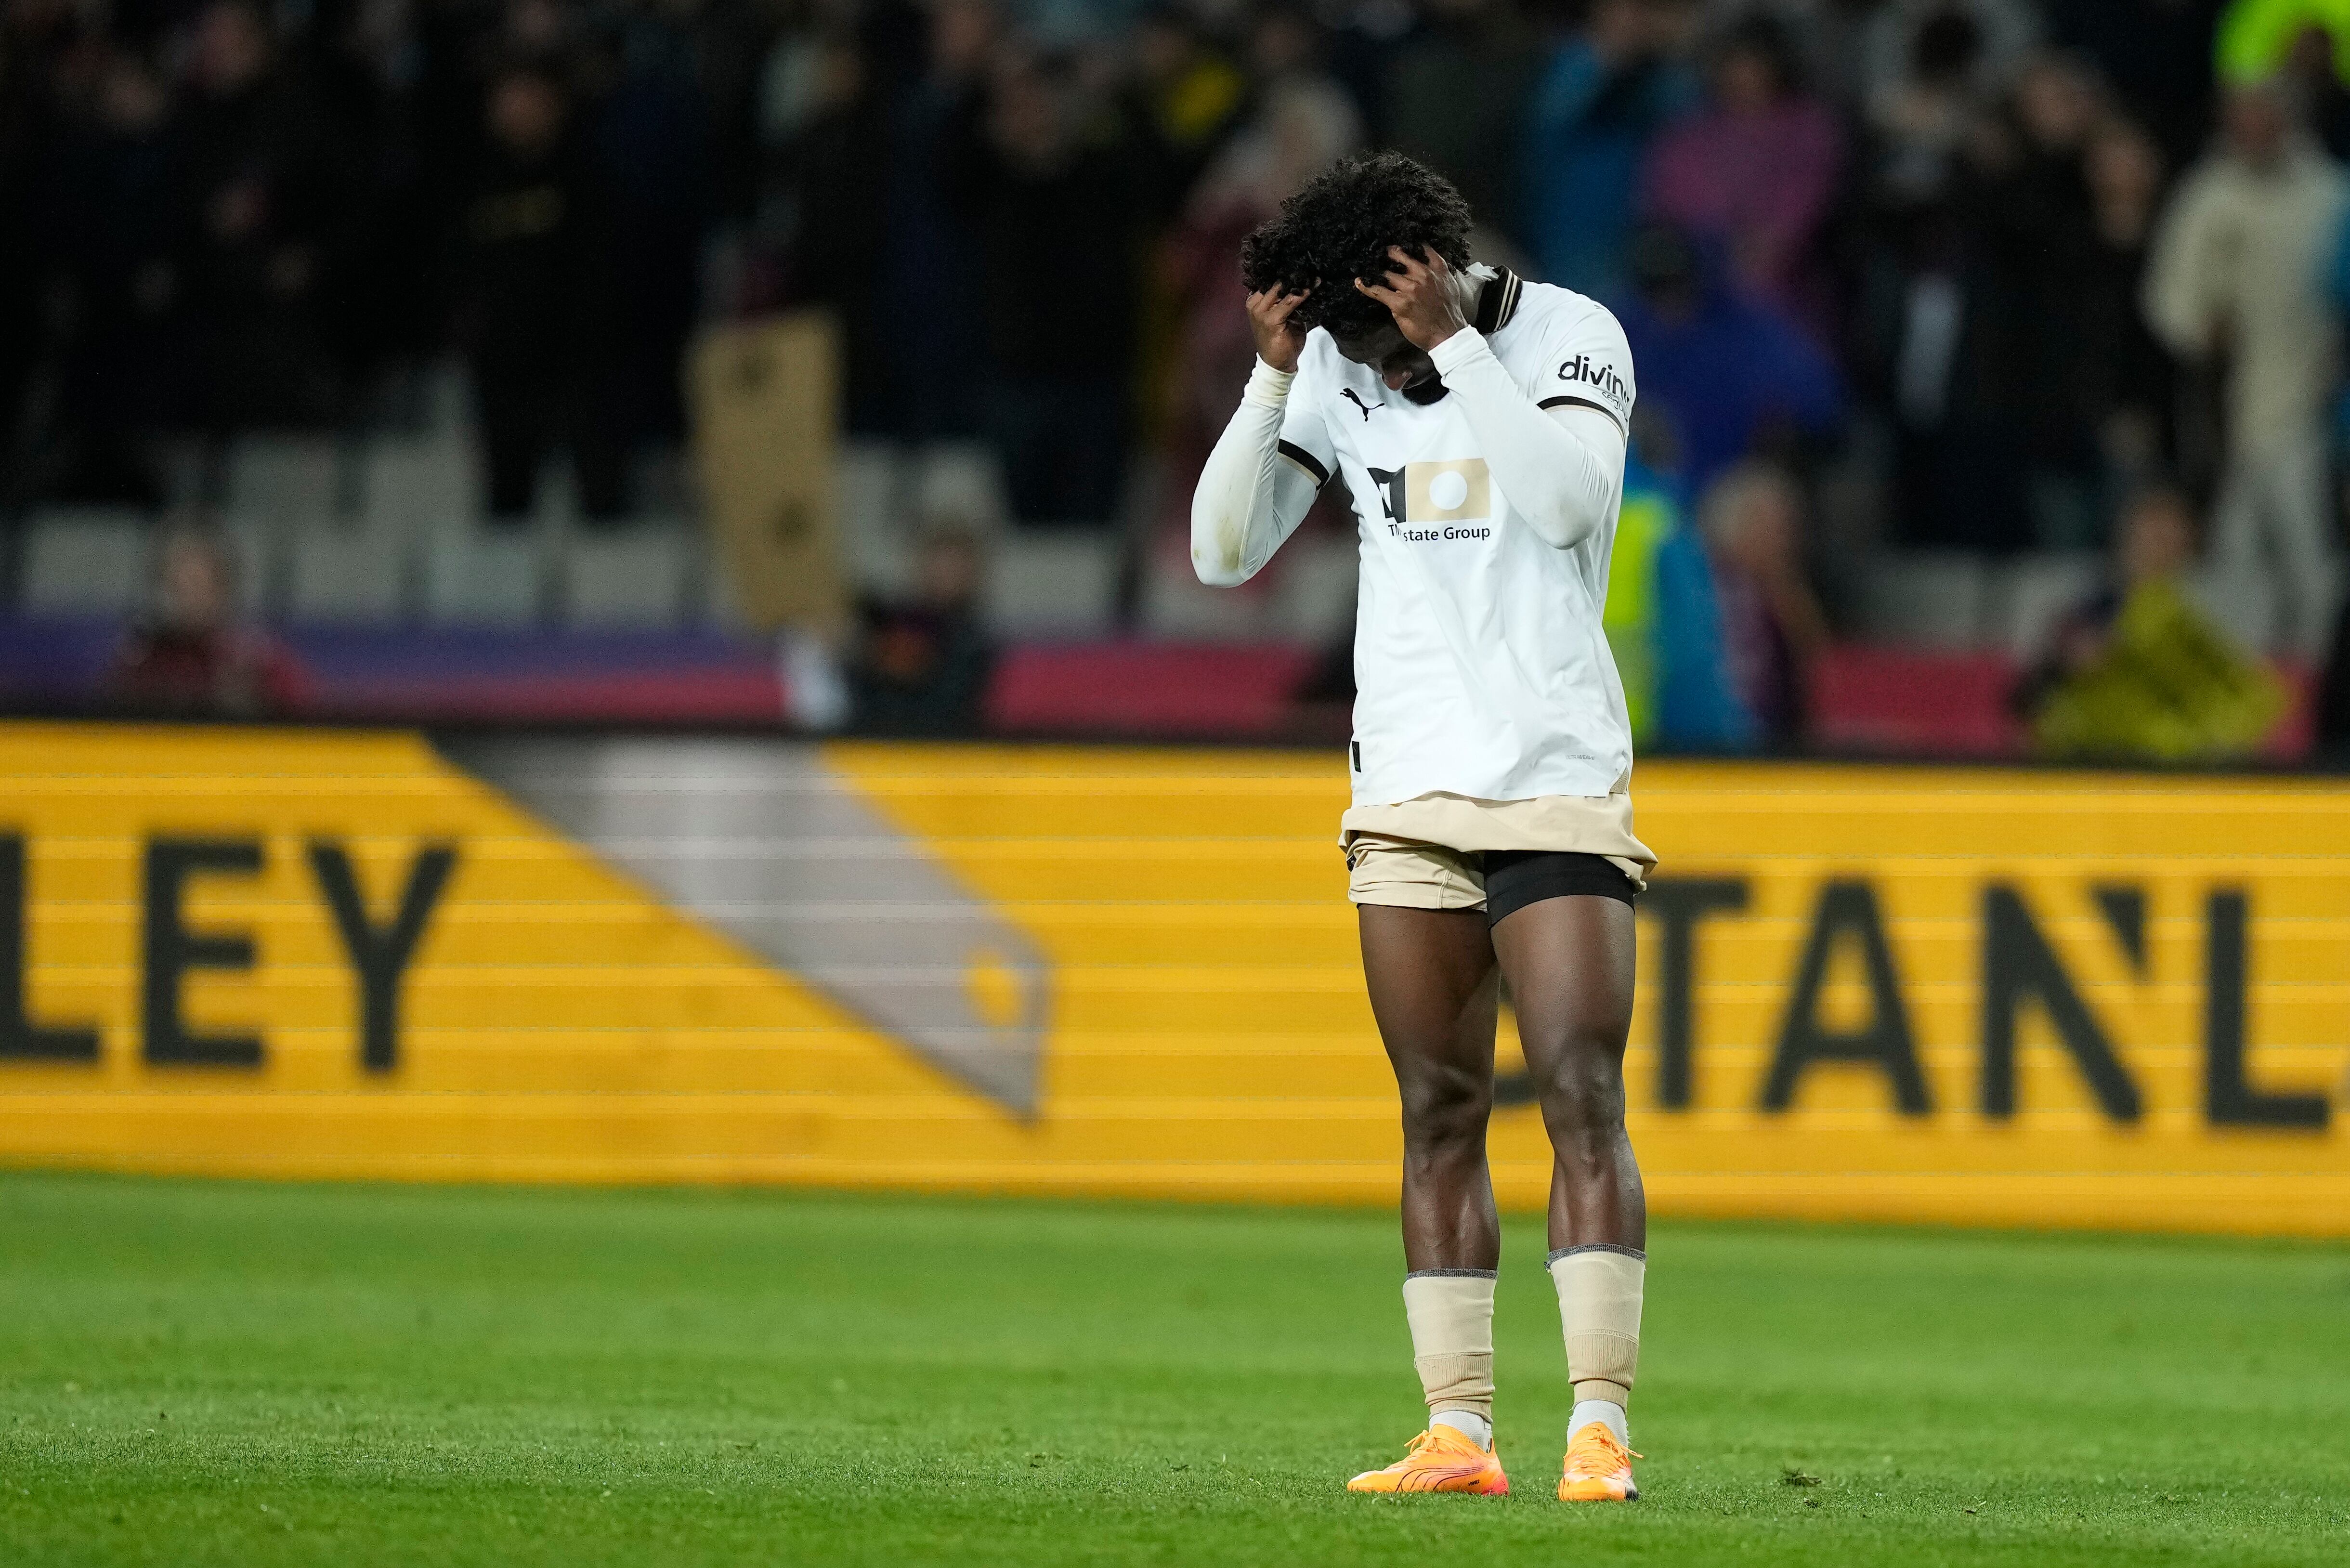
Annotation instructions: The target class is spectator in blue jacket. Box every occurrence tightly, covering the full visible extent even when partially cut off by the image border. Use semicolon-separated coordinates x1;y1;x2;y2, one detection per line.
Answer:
1613;221;1844;498
1521;0;1699;299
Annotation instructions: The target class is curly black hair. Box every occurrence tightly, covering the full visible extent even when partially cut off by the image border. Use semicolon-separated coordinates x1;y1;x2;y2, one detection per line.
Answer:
1238;151;1475;340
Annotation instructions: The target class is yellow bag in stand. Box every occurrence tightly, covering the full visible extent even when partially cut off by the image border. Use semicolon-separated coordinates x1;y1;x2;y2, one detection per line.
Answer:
689;312;848;640
2033;578;2287;762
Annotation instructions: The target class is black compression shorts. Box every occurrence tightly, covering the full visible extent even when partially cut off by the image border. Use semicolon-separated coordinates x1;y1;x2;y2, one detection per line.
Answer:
1483;849;1639;924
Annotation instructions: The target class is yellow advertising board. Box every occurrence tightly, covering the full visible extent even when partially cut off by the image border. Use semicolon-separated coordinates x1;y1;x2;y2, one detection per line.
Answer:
0;722;2343;1235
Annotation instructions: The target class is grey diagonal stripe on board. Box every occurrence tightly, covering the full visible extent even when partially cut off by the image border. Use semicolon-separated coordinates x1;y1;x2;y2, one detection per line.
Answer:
442;735;1049;1115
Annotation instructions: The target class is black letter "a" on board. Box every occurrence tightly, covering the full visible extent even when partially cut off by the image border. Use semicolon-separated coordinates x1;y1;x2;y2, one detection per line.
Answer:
1979;886;2141;1122
1760;880;1931;1115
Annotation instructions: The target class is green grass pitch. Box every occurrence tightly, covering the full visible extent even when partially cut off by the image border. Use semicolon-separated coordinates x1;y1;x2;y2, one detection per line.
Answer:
0;1174;2344;1566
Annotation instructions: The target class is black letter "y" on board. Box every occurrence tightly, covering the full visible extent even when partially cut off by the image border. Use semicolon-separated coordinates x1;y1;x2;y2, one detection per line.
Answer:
308;841;457;1073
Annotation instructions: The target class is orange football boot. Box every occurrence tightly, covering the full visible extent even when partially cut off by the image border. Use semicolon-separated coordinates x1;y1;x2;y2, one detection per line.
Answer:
1557;1420;1640;1501
1346;1425;1510;1495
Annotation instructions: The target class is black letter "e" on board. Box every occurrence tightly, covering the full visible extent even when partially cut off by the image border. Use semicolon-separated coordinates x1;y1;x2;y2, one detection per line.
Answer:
143;837;263;1067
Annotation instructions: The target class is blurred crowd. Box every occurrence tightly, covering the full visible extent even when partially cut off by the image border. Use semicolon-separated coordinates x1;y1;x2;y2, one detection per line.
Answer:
0;0;723;521
12;0;2350;756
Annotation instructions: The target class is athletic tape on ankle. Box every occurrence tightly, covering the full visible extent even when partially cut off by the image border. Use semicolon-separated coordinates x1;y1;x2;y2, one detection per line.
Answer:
1548;1247;1643;1408
1402;1271;1496;1420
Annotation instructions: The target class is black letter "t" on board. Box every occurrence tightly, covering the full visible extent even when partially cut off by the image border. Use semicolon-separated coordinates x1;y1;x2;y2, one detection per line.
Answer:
1638;878;1748;1109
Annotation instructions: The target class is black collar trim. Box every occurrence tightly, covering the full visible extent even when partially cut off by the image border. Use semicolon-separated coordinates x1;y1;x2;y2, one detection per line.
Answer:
1471;267;1523;336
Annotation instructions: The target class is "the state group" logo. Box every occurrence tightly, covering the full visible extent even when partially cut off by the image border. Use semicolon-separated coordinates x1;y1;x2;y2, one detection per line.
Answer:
1365;458;1493;538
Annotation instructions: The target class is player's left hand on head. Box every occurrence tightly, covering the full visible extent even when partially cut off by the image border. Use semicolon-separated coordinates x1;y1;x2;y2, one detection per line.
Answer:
1355;246;1469;353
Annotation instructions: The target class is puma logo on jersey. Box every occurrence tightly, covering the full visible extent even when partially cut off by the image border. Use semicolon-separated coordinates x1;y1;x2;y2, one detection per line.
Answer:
1557;353;1629;405
1342;388;1381;421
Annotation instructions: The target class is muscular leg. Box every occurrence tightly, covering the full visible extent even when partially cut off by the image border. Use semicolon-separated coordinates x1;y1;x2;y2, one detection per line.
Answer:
1492;891;1645;1489
1489;895;1642;1252
1358;905;1501;1271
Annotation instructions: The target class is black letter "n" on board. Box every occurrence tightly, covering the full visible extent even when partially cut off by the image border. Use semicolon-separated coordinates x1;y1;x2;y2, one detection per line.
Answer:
1979;886;2141;1121
1760;881;1931;1115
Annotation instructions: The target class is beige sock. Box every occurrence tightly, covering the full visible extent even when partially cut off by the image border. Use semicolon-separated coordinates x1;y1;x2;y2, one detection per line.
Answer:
1401;1270;1496;1422
1548;1245;1644;1406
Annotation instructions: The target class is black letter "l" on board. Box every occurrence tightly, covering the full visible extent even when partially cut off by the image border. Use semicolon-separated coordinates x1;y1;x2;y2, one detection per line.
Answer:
0;835;98;1060
2205;889;2328;1130
307;841;457;1073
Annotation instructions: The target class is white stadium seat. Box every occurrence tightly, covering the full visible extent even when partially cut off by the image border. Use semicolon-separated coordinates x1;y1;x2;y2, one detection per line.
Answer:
2182;565;2279;654
983;532;1120;636
1855;551;1990;652
1139;550;1272;640
911;443;1010;534
1985;553;2103;661
218;515;280;620
289;530;409;625
563;530;690;628
19;509;150;616
1274;533;1360;644
362;436;477;540
834;441;1014;598
225;435;341;529
1141;533;1358;644
836;439;907;595
423;533;543;627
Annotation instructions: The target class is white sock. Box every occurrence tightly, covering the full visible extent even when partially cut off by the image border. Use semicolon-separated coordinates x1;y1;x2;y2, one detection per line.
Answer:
1431;1409;1492;1449
1570;1398;1627;1447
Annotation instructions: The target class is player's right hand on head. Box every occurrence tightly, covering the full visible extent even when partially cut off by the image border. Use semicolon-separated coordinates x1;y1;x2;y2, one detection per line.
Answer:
1246;285;1311;374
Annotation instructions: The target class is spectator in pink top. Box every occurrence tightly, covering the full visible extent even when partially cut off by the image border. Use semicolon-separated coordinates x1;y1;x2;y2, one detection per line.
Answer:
1642;13;1843;342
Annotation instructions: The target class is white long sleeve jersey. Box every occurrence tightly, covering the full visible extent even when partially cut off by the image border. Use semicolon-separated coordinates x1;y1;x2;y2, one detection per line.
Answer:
1192;267;1638;806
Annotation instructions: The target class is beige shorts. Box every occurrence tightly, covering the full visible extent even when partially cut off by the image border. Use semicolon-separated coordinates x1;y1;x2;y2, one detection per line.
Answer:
1345;835;1491;910
1341;792;1656;910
